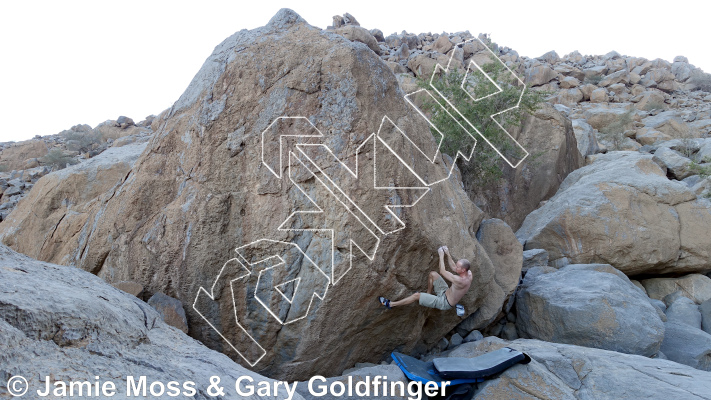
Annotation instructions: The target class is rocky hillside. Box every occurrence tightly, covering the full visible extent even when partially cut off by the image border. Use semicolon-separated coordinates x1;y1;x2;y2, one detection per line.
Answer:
0;115;156;221
3;244;710;399
1;8;711;397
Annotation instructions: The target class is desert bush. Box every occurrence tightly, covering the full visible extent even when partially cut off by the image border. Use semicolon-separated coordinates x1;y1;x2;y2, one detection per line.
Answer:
689;158;711;199
0;164;8;173
690;71;711;92
63;130;104;153
585;74;603;85
690;157;711;178
40;149;78;170
415;58;546;185
598;109;634;151
642;99;665;111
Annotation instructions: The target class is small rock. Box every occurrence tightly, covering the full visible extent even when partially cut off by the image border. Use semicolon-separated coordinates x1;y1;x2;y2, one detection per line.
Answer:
331;15;345;28
650;299;668;322
660;322;711;371
522;249;549;274
3;186;22;197
112;281;145;299
502;323;518;341
464;330;484;343
448;333;463;349
652;147;694;180
25;158;40;168
590;88;608;103
560;76;580;89
432;35;453;54
701;299;711;334
666;297;702;329
538;50;559;64
147;292;188;333
525;65;557;87
335;25;381;55
369;28;384;42
663;290;686;308
342;12;359;26
437;337;449;351
117;116;135;127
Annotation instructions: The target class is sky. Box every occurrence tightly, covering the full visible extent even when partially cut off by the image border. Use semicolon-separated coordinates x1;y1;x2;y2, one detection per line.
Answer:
0;0;708;143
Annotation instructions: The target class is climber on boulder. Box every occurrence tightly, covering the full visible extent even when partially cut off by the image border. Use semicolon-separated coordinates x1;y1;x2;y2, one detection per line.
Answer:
379;245;472;311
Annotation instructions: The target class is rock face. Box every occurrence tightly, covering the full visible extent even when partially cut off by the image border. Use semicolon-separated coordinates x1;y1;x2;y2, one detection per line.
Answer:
0;142;148;266
660;322;711;371
476;218;523;295
702;299;711;334
641;273;711;304
516;264;665;357
469;103;584;230
665;297;702;328
0;244;295;400
516;151;711;276
0;10;519;380
148;292;189;333
0;140;49;170
450;337;711;399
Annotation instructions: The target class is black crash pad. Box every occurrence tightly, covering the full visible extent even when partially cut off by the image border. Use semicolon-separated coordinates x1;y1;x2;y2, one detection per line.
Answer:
432;347;531;379
391;352;484;387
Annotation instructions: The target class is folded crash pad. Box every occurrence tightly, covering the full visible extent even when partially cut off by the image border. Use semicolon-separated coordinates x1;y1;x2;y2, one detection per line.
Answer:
391;352;484;387
433;347;531;380
391;347;530;386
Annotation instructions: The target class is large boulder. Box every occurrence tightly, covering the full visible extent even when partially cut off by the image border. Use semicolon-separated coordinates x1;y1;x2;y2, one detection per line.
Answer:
581;104;635;131
0;139;49;171
148;292;189;333
665;297;702;329
652;147;694;179
476;218;523;294
660;322;711;371
450;337;711;399
334;25;381;55
0;10;518;380
571;119;602;158
641;274;711;304
468;103;584;230
525;65;557;87
516;264;665;357
641;111;694;138
517;151;711;275
0;142;148;265
0;244;295;399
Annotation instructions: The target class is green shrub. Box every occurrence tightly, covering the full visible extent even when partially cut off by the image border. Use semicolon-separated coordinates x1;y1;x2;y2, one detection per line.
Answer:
642;99;665;111
0;164;8;173
415;59;546;185
585;74;603;85
598;110;634;151
40;149;78;170
63;130;104;153
690;158;711;178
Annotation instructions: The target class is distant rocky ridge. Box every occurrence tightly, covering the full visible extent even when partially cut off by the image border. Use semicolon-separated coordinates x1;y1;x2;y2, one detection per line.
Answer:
0;114;158;220
1;8;711;392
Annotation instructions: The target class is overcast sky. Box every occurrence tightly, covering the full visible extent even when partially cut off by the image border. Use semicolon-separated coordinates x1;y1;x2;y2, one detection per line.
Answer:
0;0;707;143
